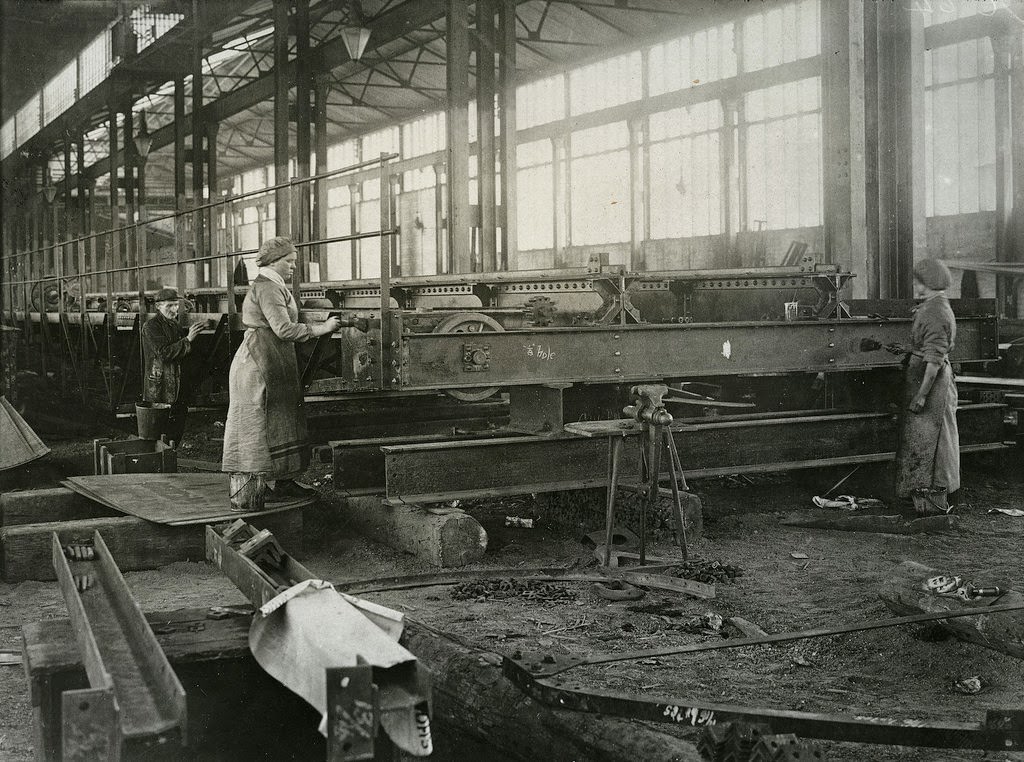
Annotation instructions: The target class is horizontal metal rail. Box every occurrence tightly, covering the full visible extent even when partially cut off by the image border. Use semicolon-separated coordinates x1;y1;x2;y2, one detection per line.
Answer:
0;153;399;262
503;603;1024;750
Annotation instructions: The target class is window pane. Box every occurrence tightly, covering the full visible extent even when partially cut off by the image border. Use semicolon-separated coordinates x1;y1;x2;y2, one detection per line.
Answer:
570;152;629;245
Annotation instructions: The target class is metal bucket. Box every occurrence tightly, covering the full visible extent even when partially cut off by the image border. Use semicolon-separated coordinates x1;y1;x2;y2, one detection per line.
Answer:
135;402;171;440
229;472;267;512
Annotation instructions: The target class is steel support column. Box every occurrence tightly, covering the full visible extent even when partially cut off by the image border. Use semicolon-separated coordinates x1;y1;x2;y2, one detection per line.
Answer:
122;106;136;289
498;0;517;270
993;33;1016;317
273;0;291;236
433;163;446;274
1012;35;1024;317
476;0;497;272
893;6;925;298
628;118;646;271
122;106;135;220
349;183;361;279
192;0;206;266
295;0;312;284
720;98;738;264
108;108;119;233
552;134;569;267
821;0;868;298
206;121;219;285
173;77;187;208
446;0;471;273
63;141;73;243
862;0;881;299
77;134;88;236
313;78;328;278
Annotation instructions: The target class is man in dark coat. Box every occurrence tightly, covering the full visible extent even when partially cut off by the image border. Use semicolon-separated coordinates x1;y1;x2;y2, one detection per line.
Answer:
141;288;202;445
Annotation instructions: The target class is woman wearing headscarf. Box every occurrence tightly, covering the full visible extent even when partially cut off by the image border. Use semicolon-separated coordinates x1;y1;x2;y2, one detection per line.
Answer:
222;237;340;504
894;258;960;515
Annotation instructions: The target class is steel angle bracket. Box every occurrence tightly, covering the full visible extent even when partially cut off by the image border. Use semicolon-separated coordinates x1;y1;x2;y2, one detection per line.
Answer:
206;522;404;636
501;604;1024;751
207;521;432;756
51;532;187;761
326;663;433;762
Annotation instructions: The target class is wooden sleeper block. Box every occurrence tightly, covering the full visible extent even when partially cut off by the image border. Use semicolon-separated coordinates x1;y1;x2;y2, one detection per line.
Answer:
0;487;114;528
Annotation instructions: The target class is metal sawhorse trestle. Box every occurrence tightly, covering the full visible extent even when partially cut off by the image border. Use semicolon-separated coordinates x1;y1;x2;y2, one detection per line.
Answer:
565;384;693;567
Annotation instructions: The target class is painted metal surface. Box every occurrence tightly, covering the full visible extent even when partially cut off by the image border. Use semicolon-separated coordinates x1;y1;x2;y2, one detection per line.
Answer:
401;316;998;391
206;522;431;760
377;404;1007;503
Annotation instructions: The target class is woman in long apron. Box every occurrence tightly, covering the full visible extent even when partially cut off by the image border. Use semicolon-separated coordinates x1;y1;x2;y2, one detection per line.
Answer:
894;258;960;515
222;237;340;506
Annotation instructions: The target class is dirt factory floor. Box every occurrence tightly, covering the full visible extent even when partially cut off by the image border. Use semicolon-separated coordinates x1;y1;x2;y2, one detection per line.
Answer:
0;416;1022;761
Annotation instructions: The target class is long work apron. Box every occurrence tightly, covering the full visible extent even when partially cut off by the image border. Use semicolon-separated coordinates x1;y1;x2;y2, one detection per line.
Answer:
894;354;960;497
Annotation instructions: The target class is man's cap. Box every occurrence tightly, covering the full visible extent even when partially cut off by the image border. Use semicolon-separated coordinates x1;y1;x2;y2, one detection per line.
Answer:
154;287;179;303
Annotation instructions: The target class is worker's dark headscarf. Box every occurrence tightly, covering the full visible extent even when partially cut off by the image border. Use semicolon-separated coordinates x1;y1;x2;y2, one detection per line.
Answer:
913;258;952;291
255;236;296;267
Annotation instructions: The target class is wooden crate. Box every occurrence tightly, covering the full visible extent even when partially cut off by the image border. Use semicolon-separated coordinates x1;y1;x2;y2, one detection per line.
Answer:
92;438;177;475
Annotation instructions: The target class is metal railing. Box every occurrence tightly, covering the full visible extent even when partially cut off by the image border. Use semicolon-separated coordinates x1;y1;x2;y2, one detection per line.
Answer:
0;153;399;408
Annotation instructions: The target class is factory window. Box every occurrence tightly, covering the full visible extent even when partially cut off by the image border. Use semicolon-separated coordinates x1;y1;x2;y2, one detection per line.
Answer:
570;122;630;246
924;40;996;216
569;52;642;117
403;113;445;158
130;8;185;53
327;185;351;209
516;140;555;252
1;120;14;160
648;23;737;97
362;127;400;162
79;32;112;99
743;77;823;230
403;167;435;192
325;188;353;280
517;74;566;130
328;140;359;172
43;61;78;127
917;0;994;25
241;168;266;194
742;0;820;72
648;101;724;239
16;99;41;143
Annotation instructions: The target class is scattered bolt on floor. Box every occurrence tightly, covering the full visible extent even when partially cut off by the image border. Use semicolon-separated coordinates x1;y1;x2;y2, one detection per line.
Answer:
665;560;745;584
450;578;578;605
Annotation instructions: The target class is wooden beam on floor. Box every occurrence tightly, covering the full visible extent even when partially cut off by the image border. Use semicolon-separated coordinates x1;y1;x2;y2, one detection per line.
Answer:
332;494;486;568
1;487;114;527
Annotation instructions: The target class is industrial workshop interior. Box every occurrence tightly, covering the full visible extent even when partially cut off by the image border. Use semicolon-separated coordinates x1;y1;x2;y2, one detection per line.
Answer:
2;0;1024;759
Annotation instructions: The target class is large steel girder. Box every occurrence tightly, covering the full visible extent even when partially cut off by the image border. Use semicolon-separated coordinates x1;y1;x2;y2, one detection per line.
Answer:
377;404;1008;503
398;317;999;391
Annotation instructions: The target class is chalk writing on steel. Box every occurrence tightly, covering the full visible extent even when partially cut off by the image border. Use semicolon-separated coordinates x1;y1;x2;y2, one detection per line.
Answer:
523;344;556;361
332;698;375;745
662;704;717;726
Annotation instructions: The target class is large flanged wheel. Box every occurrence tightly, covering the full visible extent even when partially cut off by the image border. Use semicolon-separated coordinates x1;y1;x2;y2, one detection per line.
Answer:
432;311;503;402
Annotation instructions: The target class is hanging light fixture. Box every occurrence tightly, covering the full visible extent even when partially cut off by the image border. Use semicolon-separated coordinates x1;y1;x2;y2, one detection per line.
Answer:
340;1;371;61
42;170;57;204
135;110;153;160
